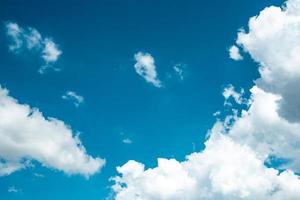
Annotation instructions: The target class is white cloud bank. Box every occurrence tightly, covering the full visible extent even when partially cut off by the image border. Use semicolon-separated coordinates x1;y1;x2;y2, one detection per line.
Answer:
134;52;162;87
111;0;300;199
112;133;300;200
5;22;62;74
0;87;105;177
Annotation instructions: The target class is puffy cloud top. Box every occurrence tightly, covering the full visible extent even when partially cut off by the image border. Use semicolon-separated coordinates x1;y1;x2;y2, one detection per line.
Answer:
236;0;300;122
112;133;300;200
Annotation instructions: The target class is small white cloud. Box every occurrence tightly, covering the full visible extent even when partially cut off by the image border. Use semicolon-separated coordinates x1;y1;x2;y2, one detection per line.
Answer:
42;38;61;62
213;111;221;117
8;186;19;193
39;38;63;74
39;38;62;74
173;64;184;80
122;138;133;144
229;45;243;61
112;133;300;200
222;84;246;106
33;173;45;178
134;52;162;87
5;22;62;73
62;91;84;107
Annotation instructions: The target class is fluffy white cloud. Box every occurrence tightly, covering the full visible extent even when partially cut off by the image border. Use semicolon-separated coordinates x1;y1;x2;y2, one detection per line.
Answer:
0;86;105;177
236;0;300;122
220;0;300;171
134;52;162;87
39;38;62;73
112;133;300;200
62;91;84;107
5;22;62;74
111;0;300;199
229;45;243;60
223;86;300;171
42;38;61;63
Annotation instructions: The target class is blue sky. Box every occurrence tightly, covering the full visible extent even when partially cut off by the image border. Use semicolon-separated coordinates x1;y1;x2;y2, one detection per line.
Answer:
3;0;300;199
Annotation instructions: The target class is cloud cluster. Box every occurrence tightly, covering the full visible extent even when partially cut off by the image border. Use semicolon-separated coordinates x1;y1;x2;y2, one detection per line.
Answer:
134;52;162;87
112;133;300;200
236;0;300;123
112;0;300;199
5;22;62;74
0;87;105;177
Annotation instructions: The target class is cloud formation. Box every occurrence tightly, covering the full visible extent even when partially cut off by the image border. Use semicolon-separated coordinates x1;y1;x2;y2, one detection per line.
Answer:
235;0;300;123
222;84;246;106
0;87;105;177
134;52;162;87
229;45;243;60
112;133;300;200
5;22;62;74
111;0;300;199
62;91;84;107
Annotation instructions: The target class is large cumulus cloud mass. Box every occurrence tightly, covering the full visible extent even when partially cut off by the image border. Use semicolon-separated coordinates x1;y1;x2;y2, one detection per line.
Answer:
0;87;105;177
111;0;300;199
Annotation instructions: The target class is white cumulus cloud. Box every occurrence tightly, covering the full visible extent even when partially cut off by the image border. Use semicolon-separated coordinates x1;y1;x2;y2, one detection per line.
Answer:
235;0;300;123
111;0;300;199
134;52;162;87
0;86;105;177
112;133;300;200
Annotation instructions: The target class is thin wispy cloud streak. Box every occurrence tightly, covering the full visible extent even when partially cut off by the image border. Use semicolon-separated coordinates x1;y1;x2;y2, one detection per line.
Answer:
62;91;84;107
